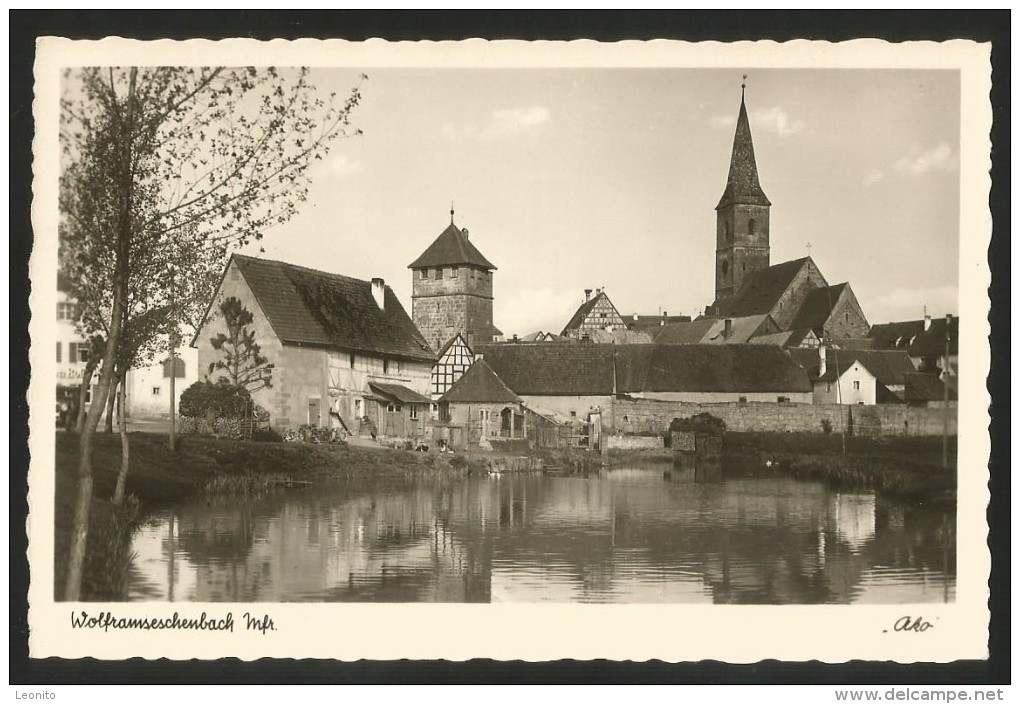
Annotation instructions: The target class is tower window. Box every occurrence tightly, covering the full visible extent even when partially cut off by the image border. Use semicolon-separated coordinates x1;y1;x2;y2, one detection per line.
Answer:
419;269;427;280
721;260;729;277
725;221;732;242
748;218;756;235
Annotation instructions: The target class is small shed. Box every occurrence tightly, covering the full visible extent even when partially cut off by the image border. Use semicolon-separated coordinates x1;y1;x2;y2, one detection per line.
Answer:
435;358;525;449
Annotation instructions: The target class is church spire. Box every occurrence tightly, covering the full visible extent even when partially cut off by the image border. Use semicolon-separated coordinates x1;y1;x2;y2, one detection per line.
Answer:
716;82;771;210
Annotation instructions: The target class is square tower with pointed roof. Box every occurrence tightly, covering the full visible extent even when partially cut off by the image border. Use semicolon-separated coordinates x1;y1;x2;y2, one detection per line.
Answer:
409;211;500;352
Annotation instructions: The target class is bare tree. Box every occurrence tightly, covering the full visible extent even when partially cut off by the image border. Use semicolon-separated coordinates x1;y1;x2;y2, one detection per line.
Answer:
59;66;363;599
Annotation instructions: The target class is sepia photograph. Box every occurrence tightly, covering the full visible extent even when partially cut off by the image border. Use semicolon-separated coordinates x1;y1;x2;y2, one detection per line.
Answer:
26;36;993;663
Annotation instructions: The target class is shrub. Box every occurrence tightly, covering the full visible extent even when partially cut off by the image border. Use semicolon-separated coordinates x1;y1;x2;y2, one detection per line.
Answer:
251;427;283;443
821;418;833;434
669;413;727;436
180;379;255;419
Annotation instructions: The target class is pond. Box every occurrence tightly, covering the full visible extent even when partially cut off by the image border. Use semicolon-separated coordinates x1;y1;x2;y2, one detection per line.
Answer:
126;463;955;604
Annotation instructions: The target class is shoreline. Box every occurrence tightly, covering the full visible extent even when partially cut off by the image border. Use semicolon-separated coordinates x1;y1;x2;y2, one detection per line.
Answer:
53;429;956;600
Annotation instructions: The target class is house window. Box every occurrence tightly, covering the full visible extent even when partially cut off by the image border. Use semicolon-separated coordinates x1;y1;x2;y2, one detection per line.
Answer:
152;386;162;396
570;411;577;417
56;342;61;363
777;396;790;403
739;396;748;404
68;342;88;364
452;267;459;278
479;409;490;423
56;301;77;321
439;404;451;423
435;267;443;280
410;406;419;420
383;360;389;374
349;353;356;368
853;381;861;390
826;382;832;393
387;403;402;413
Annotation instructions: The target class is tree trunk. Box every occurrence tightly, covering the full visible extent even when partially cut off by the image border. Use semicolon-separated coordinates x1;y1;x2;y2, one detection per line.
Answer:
63;67;137;602
113;368;130;506
74;356;99;433
104;376;118;433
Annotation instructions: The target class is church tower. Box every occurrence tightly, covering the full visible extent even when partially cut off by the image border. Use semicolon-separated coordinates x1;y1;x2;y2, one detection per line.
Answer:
714;82;771;302
409;209;499;352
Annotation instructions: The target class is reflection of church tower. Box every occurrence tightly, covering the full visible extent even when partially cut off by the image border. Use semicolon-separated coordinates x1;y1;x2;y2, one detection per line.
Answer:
408;209;500;352
715;81;771;302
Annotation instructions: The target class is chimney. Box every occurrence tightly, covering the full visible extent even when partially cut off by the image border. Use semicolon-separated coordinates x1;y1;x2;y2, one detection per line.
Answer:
633;313;639;321
818;342;827;379
512;334;518;342
924;311;932;331
462;228;469;240
371;278;385;310
585;288;592;302
724;318;733;337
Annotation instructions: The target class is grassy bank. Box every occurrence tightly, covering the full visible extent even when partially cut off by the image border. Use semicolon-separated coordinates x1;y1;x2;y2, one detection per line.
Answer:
721;432;957;501
53;431;484;600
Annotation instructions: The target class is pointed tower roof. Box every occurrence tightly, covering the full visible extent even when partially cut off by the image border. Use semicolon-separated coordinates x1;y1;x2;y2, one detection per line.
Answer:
408;218;496;270
716;88;771;210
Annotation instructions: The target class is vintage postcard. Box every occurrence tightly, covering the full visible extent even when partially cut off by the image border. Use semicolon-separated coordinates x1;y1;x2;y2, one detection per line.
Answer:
28;37;991;662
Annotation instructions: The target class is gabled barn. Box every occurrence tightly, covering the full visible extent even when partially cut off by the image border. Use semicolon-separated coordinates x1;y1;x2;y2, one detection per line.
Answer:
195;254;436;436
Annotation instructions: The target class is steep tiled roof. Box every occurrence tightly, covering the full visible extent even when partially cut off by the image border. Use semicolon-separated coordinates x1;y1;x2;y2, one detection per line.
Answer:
788;348;916;385
368;382;431;405
789;283;848;332
904;373;957;404
716;96;771;209
407;222;496;270
626;314;692;332
700;314;774;344
653;319;717;344
869;317;959;357
230;255;435;363
714;257;818;317
750;328;817;348
642;344;811;393
440;358;520;404
476;343;810;395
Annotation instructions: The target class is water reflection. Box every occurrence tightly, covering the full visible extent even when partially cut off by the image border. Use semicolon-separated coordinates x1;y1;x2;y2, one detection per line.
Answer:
126;465;955;604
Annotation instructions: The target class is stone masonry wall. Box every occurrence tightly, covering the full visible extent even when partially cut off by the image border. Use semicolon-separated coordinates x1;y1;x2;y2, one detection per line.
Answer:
612;398;956;437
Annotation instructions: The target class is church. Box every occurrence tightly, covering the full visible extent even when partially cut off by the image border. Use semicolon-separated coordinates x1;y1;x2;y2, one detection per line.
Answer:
703;86;871;345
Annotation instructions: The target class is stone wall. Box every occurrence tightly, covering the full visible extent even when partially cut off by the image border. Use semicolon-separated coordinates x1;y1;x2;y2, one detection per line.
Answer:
612;398;956;437
607;434;664;450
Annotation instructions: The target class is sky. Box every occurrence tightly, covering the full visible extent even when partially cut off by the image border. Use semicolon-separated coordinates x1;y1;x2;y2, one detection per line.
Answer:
239;68;961;338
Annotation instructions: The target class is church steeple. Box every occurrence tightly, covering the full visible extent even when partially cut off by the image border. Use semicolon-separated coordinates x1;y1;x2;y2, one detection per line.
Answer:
713;81;772;303
717;87;771;210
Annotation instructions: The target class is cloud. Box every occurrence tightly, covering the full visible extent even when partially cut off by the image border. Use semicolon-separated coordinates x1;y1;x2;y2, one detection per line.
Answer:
709;106;804;137
328;154;363;178
895;142;958;175
443;106;551;142
863;169;885;187
494;286;580;338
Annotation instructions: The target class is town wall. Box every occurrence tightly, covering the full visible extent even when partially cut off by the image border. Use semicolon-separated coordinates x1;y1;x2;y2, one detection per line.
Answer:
611;398;956;437
607;434;664;450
